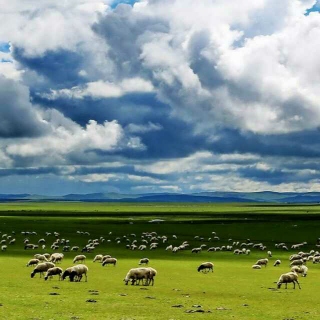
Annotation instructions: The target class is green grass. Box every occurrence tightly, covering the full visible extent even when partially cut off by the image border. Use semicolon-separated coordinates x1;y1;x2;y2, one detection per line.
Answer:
0;202;320;319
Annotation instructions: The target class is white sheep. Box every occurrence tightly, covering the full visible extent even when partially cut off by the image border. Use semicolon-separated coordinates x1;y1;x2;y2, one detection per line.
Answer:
146;267;157;286
139;258;149;265
34;254;48;262
93;254;103;262
252;264;262;269
291;265;308;277
1;245;7;251
267;251;272;257
44;267;63;281
277;272;301;289
124;268;151;285
290;259;304;267
102;258;117;267
191;247;202;254
27;259;40;267
62;264;88;282
255;258;268;267
197;262;214;273
273;260;281;267
50;253;64;264
73;255;86;264
31;262;55;278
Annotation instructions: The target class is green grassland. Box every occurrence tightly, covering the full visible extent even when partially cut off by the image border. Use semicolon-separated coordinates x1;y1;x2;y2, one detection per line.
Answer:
1;202;320;319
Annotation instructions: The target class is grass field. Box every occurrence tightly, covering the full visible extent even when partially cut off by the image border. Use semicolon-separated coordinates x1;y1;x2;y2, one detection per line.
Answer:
1;202;320;320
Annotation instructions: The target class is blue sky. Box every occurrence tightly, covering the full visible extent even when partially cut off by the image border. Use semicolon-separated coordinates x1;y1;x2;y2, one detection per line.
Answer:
1;0;320;195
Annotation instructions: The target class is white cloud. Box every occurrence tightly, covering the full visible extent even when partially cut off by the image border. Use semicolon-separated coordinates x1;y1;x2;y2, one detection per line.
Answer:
41;78;154;100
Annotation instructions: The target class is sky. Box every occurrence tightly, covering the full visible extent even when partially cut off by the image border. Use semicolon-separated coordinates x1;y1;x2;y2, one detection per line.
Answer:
1;0;320;195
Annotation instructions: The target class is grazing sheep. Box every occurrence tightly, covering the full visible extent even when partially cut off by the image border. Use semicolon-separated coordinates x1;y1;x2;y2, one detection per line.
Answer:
50;253;64;264
274;260;281;267
313;256;320;264
277;272;301;289
256;258;268;267
34;254;48;262
101;255;112;263
62;264;88;282
27;259;40;267
267;251;272;257
146;267;157;286
73;255;86;264
197;262;214;273
1;245;7;251
290;259;304;267
139;258;149;265
191;247;202;254
31;262;55;278
102;258;117;267
71;246;79;251
44;267;63;281
93;254;103;263
124;268;151;286
291;265;308;277
252;264;262;269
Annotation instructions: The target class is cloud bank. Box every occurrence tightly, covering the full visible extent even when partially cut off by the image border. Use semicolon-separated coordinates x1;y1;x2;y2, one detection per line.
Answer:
1;0;320;194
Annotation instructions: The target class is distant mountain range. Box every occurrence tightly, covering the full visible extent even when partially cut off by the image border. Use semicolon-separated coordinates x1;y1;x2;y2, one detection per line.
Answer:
1;191;320;203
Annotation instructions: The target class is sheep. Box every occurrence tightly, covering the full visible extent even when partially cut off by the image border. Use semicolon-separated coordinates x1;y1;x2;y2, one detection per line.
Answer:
267;251;272;257
1;245;7;251
62;264;88;282
73;255;86;264
290;259;304;267
50;253;64;264
277;272;301;289
146;267;157;286
291;265;308;277
124;268;151;286
197;262;214;273
93;254;103;263
71;246;79;251
252;264;262;269
44;267;63;281
31;262;55;278
191;247;202;254
139;258;149;265
313;256;320;264
255;258;268;267
102;258;117;267
34;254;48;262
274;260;281;267
27;259;40;267
101;255;112;263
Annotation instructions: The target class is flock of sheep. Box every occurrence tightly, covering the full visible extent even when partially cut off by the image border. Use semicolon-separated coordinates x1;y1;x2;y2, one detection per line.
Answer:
1;229;319;289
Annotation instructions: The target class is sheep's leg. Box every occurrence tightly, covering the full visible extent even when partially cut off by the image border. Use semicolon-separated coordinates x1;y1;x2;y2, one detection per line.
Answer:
296;280;301;289
293;282;296;289
85;273;88;282
285;283;287;289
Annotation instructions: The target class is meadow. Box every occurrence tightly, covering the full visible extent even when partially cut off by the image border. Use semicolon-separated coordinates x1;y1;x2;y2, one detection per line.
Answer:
1;202;320;320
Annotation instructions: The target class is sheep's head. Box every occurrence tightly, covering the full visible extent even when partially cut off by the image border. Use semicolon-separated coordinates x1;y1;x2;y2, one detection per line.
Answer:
44;275;49;281
123;278;130;285
31;272;35;278
61;270;70;281
197;266;202;272
277;281;282;289
69;271;77;282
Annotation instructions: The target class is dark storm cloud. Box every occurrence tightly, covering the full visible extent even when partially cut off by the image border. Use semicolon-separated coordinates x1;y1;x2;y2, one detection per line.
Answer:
13;47;86;90
208;128;320;158
0;76;48;138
